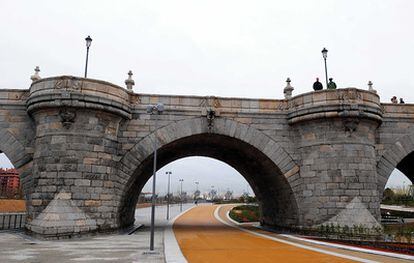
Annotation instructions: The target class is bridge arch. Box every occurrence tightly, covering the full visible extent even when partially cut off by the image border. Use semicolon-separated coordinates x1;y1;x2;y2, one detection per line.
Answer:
0;128;30;169
0;128;33;201
377;132;414;195
118;117;300;229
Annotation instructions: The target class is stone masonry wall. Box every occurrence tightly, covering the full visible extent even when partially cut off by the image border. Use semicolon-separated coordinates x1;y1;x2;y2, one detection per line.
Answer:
287;89;383;227
25;76;130;236
26;108;123;235
376;103;414;194
1;75;414;238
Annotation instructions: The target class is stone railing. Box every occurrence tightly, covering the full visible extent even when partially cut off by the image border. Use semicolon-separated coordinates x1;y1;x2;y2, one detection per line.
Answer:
381;103;414;118
0;90;28;105
286;88;383;124
27;76;132;119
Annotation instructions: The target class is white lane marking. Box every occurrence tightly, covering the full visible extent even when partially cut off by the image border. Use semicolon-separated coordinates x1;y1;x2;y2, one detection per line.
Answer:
164;205;198;263
213;205;377;263
281;234;414;261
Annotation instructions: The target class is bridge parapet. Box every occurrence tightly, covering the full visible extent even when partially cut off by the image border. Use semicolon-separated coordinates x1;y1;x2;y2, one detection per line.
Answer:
381;103;414;118
287;88;383;124
27;76;132;119
130;94;289;117
0;89;28;105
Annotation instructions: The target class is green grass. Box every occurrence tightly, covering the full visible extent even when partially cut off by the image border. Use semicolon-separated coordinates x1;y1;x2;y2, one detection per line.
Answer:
229;205;259;223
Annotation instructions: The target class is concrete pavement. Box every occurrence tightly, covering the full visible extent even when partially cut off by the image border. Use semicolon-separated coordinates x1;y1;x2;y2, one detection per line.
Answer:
2;203;412;262
0;203;193;263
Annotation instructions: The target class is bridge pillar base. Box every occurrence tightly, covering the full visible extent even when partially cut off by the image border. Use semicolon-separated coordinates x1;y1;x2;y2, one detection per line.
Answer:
26;191;98;238
287;89;383;229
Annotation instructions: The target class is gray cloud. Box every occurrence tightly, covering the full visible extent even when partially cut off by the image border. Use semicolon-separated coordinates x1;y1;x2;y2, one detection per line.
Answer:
0;0;412;191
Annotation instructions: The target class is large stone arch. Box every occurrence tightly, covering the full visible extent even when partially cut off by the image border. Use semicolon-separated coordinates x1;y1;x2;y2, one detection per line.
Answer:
377;132;414;195
118;117;300;229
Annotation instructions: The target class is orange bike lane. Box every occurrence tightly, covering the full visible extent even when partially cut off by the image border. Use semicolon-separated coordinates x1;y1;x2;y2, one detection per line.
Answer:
172;205;410;263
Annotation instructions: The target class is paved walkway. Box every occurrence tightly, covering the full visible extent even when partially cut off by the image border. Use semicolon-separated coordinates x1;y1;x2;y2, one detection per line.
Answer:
0;203;193;263
173;204;412;263
2;204;412;262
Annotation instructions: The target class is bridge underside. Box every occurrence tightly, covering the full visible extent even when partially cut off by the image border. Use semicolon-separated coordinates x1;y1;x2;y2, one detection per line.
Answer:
396;152;414;183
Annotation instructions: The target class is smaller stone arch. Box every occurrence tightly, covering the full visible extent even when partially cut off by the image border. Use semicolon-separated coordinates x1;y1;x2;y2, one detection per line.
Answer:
0;128;33;202
377;132;414;194
0;129;31;168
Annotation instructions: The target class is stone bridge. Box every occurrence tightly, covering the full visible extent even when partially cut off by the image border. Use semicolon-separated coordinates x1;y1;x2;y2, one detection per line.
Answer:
1;75;413;238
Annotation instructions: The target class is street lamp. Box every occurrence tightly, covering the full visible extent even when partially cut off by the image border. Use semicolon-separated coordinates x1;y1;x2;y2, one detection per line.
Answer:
194;181;200;200
166;171;172;220
84;35;92;78
179;179;184;212
147;103;164;251
321;47;328;88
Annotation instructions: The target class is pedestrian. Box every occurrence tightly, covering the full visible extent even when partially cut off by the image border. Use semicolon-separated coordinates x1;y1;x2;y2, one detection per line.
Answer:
313;78;323;91
327;78;337;90
400;98;405;104
391;96;398;103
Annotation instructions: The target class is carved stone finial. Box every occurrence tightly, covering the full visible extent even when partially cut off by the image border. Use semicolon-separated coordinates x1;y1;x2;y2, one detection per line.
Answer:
367;81;376;93
125;70;135;90
30;66;41;82
283;78;294;99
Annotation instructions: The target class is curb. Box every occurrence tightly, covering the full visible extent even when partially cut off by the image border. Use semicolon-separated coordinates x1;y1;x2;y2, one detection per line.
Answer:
280;234;414;261
164;206;197;263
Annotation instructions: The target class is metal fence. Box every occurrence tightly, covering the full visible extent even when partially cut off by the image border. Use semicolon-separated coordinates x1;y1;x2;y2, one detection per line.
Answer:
0;213;26;230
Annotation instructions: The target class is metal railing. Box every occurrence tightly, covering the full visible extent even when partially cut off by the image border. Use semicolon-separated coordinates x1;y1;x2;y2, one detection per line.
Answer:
0;213;26;230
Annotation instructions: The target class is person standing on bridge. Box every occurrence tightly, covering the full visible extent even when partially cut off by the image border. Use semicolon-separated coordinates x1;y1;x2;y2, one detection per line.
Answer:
327;78;337;90
313;78;323;91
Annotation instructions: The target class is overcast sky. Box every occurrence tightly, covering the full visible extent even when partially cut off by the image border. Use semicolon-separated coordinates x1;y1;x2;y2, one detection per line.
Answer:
0;0;412;193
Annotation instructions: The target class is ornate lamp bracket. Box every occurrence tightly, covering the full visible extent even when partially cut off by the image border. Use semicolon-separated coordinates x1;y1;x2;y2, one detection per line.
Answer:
206;108;216;132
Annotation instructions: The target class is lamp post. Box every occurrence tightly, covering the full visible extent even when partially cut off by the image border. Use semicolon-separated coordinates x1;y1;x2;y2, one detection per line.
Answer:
179;179;184;212
146;103;164;251
166;171;172;220
194;181;200;200
321;47;328;88
84;35;92;78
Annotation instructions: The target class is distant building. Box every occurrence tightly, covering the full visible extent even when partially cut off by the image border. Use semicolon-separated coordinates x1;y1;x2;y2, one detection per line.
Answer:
0;168;20;196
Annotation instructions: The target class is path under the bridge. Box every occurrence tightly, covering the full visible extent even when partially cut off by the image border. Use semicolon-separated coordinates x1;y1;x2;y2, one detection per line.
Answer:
173;204;411;263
